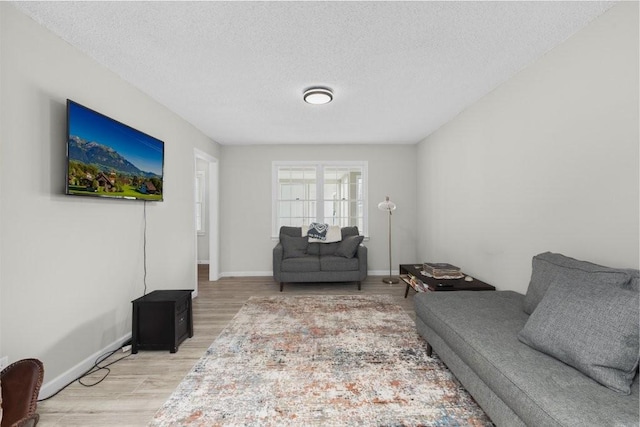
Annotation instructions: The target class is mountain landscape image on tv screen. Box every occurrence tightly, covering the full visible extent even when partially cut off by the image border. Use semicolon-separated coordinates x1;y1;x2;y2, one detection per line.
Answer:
66;100;164;201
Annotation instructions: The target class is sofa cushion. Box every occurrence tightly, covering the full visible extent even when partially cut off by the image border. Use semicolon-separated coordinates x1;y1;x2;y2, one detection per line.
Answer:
319;242;341;256
518;279;639;394
625;268;640;291
280;234;308;259
306;232;361;256
307;243;320;255
414;291;640;426
335;235;364;258
320;255;359;272
279;226;303;238
340;226;359;238
523;252;631;314
281;256;320;272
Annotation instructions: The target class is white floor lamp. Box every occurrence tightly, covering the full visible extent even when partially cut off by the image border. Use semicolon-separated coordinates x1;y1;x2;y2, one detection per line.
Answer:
378;196;398;284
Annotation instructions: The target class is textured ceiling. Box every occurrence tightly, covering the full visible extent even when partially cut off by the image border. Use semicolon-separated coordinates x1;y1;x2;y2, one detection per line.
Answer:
14;1;614;145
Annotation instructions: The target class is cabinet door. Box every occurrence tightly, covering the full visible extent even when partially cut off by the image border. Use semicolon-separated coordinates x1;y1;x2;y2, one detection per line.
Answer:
138;302;173;348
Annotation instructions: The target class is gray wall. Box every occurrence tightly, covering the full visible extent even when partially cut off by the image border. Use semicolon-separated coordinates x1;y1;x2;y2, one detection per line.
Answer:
219;144;418;276
415;2;639;293
0;3;220;394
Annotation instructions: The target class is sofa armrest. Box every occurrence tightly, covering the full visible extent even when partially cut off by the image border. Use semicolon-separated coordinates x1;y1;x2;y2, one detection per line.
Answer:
356;244;368;279
273;242;284;280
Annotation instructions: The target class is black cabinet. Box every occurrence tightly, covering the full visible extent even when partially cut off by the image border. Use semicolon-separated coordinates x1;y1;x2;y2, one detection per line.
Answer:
131;290;193;353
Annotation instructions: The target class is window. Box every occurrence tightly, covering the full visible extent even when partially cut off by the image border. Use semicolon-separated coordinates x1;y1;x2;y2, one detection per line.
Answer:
195;171;205;234
273;161;367;237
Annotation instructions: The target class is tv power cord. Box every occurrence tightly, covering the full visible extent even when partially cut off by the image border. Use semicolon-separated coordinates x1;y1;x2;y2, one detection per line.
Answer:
37;341;133;402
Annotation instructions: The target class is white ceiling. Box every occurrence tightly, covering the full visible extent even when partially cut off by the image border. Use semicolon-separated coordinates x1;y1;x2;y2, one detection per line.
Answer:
14;1;614;146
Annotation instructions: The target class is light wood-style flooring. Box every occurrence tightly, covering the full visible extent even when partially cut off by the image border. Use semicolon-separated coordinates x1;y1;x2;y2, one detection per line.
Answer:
37;266;418;426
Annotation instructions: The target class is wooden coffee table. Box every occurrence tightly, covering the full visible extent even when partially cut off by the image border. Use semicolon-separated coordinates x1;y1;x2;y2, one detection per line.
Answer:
400;264;495;298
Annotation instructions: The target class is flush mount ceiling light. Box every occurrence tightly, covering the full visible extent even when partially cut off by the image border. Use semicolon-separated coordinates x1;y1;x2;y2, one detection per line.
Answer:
303;87;333;105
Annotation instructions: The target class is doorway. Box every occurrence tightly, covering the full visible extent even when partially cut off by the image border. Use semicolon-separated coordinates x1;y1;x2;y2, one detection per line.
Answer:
194;149;219;287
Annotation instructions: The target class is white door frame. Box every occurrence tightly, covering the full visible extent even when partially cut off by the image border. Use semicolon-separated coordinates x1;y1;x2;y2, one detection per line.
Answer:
194;149;219;286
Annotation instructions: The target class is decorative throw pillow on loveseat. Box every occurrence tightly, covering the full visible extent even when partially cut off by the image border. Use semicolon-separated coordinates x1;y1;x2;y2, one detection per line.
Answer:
304;224;342;243
306;222;328;240
280;234;308;259
335;235;364;258
523;252;632;314
518;279;639;394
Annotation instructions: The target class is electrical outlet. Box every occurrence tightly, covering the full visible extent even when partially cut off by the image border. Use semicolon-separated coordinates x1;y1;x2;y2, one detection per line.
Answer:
0;356;8;370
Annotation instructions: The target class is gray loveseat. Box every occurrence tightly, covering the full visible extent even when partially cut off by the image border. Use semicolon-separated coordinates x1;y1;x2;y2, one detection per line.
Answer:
273;226;367;291
414;252;639;426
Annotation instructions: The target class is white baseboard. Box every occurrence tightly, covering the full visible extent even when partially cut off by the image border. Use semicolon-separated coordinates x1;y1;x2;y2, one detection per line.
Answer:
368;270;399;276
197;260;210;265
39;333;132;400
220;271;273;277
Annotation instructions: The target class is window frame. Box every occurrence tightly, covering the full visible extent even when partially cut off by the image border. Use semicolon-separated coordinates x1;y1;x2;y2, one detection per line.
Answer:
272;160;368;239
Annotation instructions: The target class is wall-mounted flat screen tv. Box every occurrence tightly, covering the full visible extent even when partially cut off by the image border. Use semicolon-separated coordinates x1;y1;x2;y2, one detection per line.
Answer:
66;99;164;201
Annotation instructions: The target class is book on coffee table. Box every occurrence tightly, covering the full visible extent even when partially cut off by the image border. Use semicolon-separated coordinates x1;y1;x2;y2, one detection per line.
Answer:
423;262;464;279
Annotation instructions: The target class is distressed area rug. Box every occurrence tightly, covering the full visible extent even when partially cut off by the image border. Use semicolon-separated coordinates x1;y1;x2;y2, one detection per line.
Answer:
150;295;492;426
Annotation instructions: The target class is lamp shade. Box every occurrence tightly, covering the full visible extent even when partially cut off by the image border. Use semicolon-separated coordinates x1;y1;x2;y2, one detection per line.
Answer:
377;196;396;212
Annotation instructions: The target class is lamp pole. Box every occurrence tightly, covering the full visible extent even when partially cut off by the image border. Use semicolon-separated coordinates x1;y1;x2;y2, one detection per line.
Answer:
378;196;398;284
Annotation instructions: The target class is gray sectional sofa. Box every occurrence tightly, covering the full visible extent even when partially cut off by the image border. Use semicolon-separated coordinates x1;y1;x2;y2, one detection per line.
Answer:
414;252;639;426
273;226;367;291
